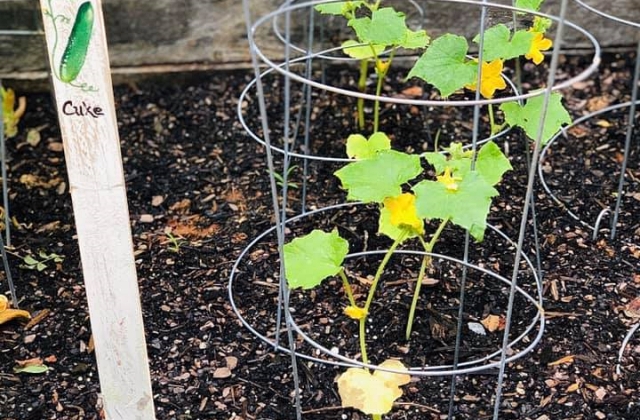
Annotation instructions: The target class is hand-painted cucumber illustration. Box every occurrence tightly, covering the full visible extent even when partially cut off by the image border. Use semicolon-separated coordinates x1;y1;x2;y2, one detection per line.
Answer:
59;1;94;83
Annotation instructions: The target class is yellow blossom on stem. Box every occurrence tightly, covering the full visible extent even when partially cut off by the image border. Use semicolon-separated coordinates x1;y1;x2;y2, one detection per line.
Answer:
382;193;424;234
436;167;461;192
465;59;507;99
344;305;367;320
375;59;390;75
525;31;553;65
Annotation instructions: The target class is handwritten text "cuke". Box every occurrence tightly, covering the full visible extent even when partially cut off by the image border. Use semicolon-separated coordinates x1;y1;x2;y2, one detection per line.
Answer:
62;100;104;118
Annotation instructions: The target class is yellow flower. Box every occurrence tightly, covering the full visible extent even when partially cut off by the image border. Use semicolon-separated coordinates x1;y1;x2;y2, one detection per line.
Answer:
382;193;424;234
344;305;367;320
465;59;507;99
436;167;461;192
525;31;553;65
376;59;390;75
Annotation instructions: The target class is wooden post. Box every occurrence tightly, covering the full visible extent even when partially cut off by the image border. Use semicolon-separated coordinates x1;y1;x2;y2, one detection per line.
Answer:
38;1;156;419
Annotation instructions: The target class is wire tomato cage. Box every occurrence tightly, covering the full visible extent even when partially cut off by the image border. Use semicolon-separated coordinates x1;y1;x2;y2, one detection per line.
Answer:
540;1;640;241
234;0;600;418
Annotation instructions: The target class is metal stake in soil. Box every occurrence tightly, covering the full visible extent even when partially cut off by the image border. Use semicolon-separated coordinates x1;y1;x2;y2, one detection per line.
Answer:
493;0;569;417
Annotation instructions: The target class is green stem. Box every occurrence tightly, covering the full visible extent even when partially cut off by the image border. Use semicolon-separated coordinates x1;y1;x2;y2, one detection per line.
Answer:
405;218;449;340
338;268;356;307
359;232;405;366
357;59;368;131
373;50;394;133
488;103;505;135
488;103;496;135
372;415;382;420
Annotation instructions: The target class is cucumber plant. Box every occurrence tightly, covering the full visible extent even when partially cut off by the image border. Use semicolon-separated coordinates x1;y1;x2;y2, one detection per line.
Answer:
283;133;512;418
315;0;570;145
315;1;429;131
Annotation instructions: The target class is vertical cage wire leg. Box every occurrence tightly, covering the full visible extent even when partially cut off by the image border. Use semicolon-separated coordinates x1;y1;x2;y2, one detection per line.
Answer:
0;79;10;247
0;80;17;308
242;2;302;419
0;229;18;308
300;5;315;214
510;3;545;284
520;85;545;283
492;0;569;417
448;2;489;416
273;0;295;351
279;4;304;417
610;39;640;239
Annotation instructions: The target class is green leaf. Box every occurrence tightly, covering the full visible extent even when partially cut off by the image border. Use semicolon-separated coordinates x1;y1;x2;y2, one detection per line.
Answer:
23;255;39;266
475;141;513;185
532;16;552;33
473;25;534;61
378;205;419;242
349;8;407;46
284;230;349;290
14;364;49;374
334;150;422;203
341;40;385;60
423;151;448;175
346;132;391;159
515;0;544;11
314;1;364;16
413;171;498;241
500;93;571;144
407;34;477;97
424;142;474;177
401;29;430;50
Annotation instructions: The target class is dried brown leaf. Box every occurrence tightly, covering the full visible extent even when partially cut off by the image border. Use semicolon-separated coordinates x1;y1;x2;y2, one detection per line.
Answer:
480;314;505;332
15;357;43;367
623;297;640;319
213;367;232;378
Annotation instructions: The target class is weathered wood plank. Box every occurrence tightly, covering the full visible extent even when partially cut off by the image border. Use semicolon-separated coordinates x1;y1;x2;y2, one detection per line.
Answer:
3;1;639;77
39;1;155;419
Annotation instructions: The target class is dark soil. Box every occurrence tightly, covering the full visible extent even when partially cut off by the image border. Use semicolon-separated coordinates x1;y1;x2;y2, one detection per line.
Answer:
1;52;639;420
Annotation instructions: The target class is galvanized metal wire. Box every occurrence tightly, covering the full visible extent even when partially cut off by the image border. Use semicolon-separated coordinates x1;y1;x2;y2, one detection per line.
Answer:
539;1;639;240
236;0;601;417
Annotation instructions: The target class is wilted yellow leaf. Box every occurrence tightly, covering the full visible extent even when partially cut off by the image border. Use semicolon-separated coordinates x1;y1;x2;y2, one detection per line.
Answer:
0;295;31;325
0;308;31;325
337;359;410;415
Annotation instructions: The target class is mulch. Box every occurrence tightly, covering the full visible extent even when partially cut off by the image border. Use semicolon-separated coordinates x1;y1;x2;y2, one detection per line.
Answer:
0;51;639;420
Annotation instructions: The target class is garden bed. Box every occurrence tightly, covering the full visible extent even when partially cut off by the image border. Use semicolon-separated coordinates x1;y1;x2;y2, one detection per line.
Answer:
1;52;639;420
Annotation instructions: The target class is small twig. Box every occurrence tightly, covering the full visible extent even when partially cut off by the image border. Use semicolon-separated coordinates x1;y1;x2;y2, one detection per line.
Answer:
395;401;441;414
300;405;345;415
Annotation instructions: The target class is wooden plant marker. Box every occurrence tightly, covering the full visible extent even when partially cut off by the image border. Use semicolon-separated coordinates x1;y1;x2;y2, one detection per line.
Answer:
39;1;156;419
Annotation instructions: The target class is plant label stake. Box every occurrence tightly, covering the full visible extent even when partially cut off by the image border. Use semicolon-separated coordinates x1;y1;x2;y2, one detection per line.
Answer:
39;1;156;419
